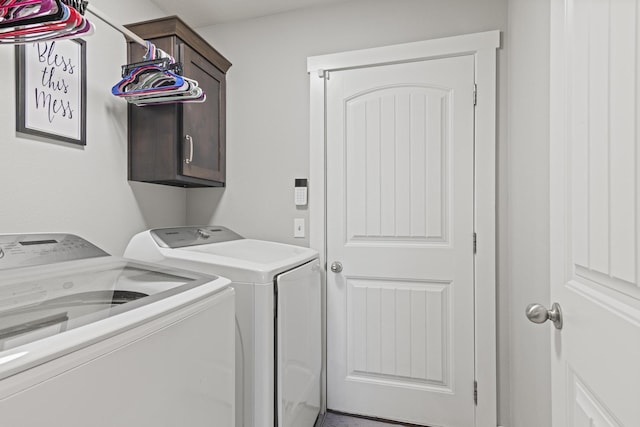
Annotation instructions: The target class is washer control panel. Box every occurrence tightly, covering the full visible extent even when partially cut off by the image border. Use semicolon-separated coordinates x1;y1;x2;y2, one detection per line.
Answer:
0;234;108;270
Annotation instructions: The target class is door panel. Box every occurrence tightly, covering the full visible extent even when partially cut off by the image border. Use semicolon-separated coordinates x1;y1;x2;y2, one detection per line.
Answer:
346;278;450;386
570;371;622;427
550;0;640;425
327;55;475;426
345;87;449;243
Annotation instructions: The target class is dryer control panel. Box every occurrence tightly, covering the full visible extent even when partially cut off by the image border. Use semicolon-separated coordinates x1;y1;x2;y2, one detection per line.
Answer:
150;226;243;248
0;234;108;270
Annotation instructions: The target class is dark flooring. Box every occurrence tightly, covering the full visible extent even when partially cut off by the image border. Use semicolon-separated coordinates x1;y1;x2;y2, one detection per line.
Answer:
319;412;410;427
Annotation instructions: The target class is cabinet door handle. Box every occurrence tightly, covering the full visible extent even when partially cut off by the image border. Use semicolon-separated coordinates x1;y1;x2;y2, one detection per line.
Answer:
185;134;194;164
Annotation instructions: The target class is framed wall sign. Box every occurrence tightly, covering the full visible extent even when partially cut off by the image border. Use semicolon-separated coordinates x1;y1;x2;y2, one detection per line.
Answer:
15;39;87;146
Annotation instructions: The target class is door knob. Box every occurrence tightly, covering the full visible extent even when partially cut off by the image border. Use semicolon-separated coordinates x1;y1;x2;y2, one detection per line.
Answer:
526;302;563;330
330;261;343;273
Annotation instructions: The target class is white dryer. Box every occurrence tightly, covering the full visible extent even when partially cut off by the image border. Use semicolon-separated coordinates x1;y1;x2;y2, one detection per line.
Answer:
0;233;235;427
125;226;321;427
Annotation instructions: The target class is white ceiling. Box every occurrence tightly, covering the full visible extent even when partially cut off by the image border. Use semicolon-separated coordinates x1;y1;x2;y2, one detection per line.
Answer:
149;0;353;27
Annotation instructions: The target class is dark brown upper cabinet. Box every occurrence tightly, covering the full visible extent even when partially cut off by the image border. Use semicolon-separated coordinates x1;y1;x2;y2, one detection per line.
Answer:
125;16;231;187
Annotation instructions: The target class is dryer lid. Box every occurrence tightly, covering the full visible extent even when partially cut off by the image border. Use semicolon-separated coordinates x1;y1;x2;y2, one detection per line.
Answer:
128;226;318;283
174;238;319;283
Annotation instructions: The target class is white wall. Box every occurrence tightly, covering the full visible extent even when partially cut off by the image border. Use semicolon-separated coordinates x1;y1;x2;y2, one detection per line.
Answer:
187;0;508;245
0;0;186;255
505;0;551;426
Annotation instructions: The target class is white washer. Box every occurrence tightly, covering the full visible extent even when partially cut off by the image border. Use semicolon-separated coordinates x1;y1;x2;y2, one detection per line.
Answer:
125;226;322;427
0;233;235;427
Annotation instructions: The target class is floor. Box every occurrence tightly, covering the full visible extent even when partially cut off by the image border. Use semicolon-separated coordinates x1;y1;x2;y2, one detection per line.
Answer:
319;412;411;427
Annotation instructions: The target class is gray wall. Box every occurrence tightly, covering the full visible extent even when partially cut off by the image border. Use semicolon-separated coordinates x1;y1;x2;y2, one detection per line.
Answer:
187;0;508;245
0;0;186;255
506;0;552;426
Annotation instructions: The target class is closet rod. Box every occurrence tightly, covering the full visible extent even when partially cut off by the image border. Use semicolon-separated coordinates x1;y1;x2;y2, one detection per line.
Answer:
85;4;146;47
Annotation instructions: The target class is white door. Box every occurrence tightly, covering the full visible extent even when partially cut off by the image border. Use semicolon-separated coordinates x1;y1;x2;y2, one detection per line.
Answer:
549;0;640;426
326;55;476;426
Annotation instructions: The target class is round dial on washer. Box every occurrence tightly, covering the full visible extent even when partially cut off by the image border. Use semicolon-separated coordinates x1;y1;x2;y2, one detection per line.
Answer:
197;229;211;239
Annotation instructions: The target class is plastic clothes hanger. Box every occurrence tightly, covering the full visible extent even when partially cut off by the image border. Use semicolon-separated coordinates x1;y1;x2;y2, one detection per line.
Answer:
142;40;175;64
0;3;92;43
0;4;80;38
114;66;185;94
0;0;68;38
128;78;206;106
0;4;73;35
24;13;93;41
60;0;86;15
122;72;186;95
112;65;186;97
0;0;95;44
0;18;92;43
0;0;53;20
114;40;208;106
0;4;55;28
132;92;206;106
0;0;62;28
114;57;184;96
118;74;206;105
0;0;48;19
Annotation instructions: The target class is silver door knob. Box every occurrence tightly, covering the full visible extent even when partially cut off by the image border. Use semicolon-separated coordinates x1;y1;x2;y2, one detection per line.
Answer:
330;261;343;273
526;302;563;330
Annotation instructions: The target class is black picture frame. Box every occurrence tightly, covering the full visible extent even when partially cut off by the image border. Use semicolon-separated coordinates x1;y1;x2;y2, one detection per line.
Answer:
15;39;87;146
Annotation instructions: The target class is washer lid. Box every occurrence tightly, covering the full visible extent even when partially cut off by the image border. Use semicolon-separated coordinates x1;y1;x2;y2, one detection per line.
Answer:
0;256;229;381
0;257;218;352
0;233;229;380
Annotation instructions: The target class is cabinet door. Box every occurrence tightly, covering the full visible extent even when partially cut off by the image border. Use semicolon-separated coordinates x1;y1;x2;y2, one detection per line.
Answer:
128;37;182;185
180;44;226;183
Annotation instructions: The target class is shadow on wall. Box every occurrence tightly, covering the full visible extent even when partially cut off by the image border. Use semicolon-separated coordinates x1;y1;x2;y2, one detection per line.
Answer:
129;181;189;228
186;187;225;225
103;100;126;149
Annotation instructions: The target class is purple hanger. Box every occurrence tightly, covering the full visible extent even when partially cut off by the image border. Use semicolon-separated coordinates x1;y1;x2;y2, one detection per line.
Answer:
0;0;57;27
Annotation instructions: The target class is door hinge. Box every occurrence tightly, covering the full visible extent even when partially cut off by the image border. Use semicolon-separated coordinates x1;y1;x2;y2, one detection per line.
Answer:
474;380;478;405
318;69;330;80
473;83;477;106
473;232;477;254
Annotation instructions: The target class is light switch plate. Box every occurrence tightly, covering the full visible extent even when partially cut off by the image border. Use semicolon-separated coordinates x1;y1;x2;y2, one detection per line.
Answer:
294;218;305;238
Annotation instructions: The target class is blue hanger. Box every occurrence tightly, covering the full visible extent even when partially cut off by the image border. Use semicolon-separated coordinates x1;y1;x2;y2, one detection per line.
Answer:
111;65;185;97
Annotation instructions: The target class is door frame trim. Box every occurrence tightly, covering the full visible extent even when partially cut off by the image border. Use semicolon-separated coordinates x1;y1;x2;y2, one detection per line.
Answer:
308;30;500;427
